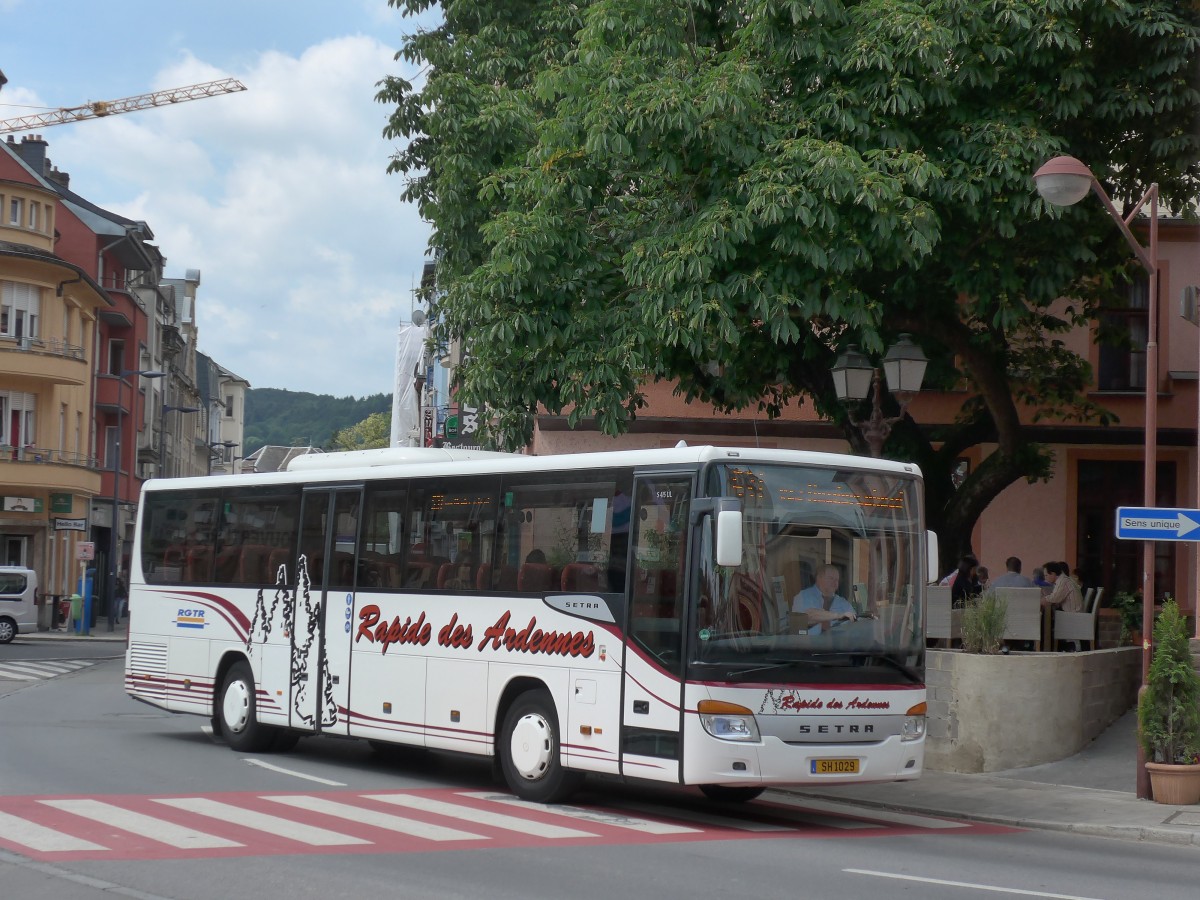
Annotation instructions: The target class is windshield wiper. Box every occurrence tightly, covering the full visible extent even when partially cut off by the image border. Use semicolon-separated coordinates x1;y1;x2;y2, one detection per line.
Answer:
849;651;921;683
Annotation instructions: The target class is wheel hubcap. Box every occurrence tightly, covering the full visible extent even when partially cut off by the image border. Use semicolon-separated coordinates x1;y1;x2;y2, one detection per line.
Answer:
509;712;552;782
222;679;251;734
0;621;13;642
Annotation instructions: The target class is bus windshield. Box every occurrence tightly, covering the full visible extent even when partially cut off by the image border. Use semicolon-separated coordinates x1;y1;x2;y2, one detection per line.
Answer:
693;462;925;682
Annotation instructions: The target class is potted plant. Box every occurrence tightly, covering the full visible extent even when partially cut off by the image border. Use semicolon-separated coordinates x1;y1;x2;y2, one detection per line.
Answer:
1137;597;1200;804
960;589;1008;654
1110;590;1143;646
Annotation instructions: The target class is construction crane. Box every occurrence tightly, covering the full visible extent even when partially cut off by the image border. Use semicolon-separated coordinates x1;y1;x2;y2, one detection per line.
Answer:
0;78;247;135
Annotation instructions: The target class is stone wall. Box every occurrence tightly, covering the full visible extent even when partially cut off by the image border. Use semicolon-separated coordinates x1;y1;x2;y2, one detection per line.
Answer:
924;647;1141;773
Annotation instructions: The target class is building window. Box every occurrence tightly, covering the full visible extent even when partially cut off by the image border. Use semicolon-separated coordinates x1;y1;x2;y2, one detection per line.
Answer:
0;391;36;448
1;280;41;340
225;395;234;418
109;340;125;376
27;202;38;231
1097;274;1150;392
8;197;22;226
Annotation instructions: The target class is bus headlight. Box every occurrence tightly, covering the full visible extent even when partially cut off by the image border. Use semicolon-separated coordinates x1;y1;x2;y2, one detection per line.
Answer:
697;700;760;742
902;702;927;742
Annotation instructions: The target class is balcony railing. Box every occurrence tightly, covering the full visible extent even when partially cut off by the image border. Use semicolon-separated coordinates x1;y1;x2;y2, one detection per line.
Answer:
0;335;86;360
0;445;98;467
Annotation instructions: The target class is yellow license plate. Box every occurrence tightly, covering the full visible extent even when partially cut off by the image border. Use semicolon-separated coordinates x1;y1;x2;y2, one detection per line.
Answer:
811;758;860;775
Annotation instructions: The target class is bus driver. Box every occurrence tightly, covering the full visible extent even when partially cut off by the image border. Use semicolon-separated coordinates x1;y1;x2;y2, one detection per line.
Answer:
791;564;857;635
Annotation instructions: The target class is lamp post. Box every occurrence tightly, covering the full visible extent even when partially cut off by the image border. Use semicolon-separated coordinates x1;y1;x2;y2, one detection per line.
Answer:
831;334;929;457
159;402;201;478
207;440;239;476
1034;154;1158;799
108;369;164;633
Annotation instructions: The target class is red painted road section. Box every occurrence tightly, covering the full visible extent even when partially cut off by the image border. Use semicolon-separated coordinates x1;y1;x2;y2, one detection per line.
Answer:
0;788;1015;862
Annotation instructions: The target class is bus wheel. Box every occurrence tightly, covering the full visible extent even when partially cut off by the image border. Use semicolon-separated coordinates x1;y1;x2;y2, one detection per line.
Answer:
699;784;765;803
219;661;275;753
499;690;582;803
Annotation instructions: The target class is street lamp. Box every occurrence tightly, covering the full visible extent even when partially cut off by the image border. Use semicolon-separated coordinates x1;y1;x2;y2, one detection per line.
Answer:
831;334;928;457
207;440;238;476
108;368;164;634
1034;154;1158;799
159;402;201;478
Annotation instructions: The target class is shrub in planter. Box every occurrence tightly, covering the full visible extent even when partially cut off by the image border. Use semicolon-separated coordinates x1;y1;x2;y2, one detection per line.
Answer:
1138;598;1200;803
961;589;1008;654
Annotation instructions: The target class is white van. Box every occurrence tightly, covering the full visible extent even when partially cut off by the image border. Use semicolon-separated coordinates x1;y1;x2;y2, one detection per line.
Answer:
0;566;38;643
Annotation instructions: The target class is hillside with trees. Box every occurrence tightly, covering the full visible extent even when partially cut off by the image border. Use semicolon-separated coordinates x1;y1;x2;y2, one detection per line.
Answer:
243;388;391;454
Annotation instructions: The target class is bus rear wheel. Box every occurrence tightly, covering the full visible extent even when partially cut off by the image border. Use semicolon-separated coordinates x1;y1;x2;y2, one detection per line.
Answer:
219;660;276;753
699;785;765;803
499;689;582;803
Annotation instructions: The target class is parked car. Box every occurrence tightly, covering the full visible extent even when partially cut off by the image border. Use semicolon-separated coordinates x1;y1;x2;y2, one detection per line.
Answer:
0;566;38;643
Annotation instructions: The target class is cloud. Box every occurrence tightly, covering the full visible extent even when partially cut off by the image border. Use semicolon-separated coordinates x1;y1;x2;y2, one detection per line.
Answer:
45;33;431;398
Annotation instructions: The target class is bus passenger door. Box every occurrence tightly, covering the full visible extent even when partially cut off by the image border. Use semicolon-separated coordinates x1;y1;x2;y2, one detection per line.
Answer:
292;486;362;735
620;474;691;783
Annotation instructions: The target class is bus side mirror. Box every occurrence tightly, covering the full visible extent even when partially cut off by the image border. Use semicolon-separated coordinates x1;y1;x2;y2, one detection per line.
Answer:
715;504;743;567
927;530;939;585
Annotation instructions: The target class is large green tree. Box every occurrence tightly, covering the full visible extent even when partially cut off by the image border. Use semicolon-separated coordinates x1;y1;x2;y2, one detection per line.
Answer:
379;0;1200;561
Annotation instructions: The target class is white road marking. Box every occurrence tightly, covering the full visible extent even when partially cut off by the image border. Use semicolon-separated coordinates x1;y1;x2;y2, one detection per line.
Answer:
0;667;40;681
460;792;703;835
766;793;970;829
845;869;1107;899
40;799;241;850
154;797;369;846
243;758;346;786
365;793;598;839
268;795;487;842
0;810;107;852
610;800;795;832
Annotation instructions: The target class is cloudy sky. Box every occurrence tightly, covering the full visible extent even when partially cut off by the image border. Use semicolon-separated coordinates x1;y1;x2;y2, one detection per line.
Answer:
0;0;437;398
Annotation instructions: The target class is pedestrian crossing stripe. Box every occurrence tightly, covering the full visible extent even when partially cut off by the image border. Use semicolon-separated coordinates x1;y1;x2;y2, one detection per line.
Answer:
0;788;1007;862
0;660;96;682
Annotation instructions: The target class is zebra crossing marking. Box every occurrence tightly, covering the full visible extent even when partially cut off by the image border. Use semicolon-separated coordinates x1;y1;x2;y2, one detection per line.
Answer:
459;792;703;835
363;792;598;839
266;794;487;842
153;797;370;846
0;810;107;853
0;787;1011;862
41;799;241;850
0;659;96;682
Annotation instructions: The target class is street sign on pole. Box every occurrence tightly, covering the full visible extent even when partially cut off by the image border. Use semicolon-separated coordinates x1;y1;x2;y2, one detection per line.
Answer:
1115;507;1200;542
75;541;95;560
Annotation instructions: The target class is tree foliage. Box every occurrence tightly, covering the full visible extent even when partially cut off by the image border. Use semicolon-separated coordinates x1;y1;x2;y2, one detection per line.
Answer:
379;0;1200;559
244;389;392;454
330;411;393;451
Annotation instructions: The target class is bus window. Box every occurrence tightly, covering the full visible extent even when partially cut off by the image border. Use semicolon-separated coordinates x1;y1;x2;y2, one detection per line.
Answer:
406;478;499;592
498;471;631;594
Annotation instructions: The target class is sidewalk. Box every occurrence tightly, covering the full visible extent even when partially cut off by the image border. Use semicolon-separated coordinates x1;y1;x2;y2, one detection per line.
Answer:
16;622;1200;846
787;709;1200;847
20;619;128;643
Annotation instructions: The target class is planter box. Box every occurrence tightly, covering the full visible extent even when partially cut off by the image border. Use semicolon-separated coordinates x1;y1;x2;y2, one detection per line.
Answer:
924;647;1141;773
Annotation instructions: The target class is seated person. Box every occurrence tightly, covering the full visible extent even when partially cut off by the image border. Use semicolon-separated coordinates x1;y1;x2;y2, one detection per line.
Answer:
790;564;856;635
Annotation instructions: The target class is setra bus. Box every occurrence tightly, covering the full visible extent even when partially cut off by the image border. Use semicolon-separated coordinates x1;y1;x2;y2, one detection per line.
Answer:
126;445;933;803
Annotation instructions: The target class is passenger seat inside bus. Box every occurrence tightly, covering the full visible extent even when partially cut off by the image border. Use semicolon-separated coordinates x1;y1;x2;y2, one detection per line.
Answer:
517;562;554;592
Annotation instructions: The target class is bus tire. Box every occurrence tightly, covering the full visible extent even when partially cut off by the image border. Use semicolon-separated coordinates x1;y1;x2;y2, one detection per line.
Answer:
499;689;582;803
699;784;765;803
219;660;275;753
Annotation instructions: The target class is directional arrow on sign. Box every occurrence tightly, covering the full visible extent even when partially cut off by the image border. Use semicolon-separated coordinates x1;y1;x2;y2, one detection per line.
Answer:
1115;507;1200;542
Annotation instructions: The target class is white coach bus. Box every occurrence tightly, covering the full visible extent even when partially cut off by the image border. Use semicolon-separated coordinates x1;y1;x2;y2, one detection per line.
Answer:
126;445;932;803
